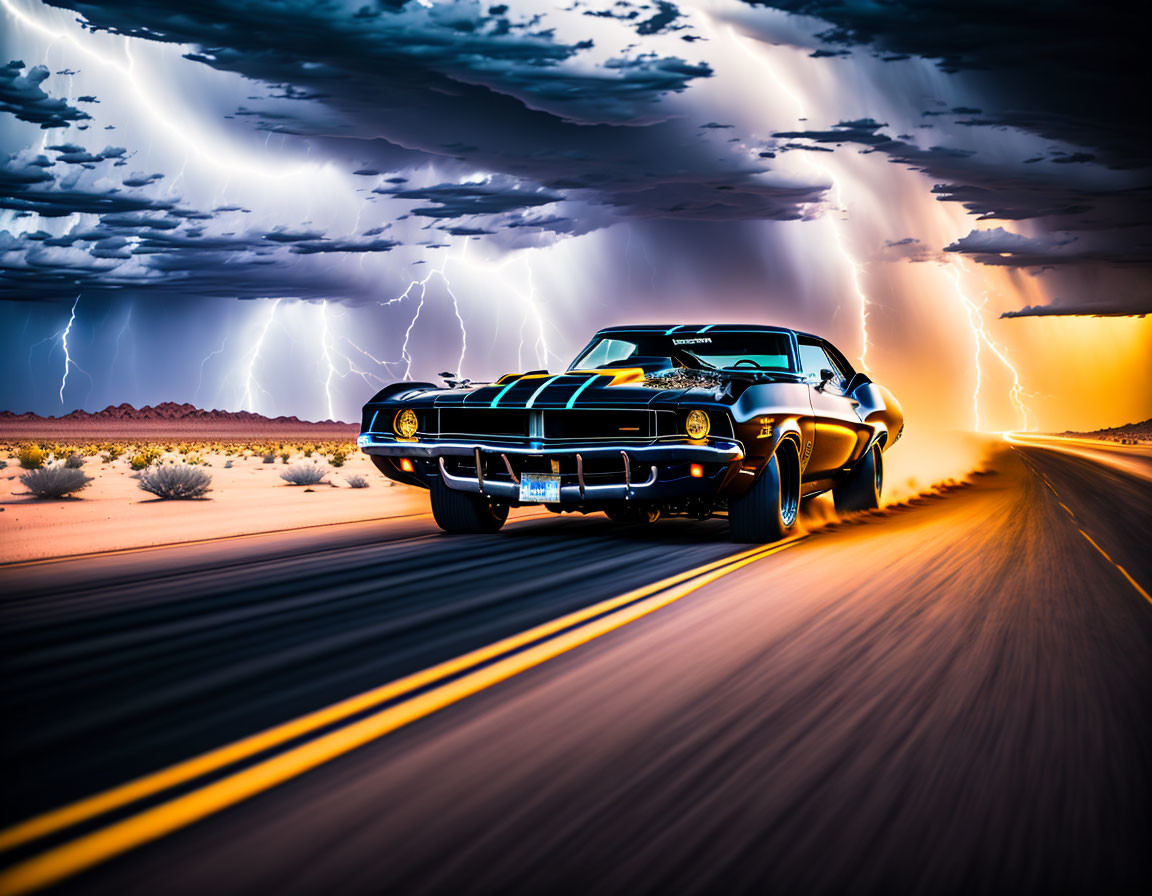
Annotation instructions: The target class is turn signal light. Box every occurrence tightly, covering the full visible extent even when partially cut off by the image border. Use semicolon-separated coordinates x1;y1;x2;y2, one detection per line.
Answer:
399;458;414;473
690;463;704;478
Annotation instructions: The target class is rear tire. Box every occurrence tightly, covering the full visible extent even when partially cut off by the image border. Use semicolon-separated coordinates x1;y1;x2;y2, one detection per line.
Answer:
832;443;883;514
429;477;508;533
728;440;801;543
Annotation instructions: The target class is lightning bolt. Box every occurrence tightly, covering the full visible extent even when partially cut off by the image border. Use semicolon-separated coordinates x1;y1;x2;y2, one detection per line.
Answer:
727;28;873;371
240;298;281;412
727;26;1032;428
28;294;92;406
320;300;338;420
943;263;1030;431
195;332;229;406
1;0;332;183
57;295;84;403
823;179;872;373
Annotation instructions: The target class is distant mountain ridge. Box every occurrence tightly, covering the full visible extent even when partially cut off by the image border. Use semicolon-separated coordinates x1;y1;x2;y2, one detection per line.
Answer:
0;402;350;426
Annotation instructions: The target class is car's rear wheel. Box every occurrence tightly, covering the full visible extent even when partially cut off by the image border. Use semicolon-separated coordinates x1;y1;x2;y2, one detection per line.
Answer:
429;477;508;533
832;443;883;514
728;440;801;543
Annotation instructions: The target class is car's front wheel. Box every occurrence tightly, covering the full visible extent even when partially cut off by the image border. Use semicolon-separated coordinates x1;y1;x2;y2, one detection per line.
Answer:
429;477;508;533
728;440;801;543
832;443;883;514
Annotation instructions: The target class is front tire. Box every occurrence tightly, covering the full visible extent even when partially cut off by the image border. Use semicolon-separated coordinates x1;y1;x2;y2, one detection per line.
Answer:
728;440;801;543
429;477;508;533
832;443;883;514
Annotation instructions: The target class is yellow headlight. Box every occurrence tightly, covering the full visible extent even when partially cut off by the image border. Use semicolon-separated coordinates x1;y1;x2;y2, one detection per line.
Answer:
394;408;419;438
685;410;710;440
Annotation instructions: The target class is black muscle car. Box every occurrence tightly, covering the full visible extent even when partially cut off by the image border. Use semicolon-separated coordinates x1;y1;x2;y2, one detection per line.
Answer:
358;325;903;542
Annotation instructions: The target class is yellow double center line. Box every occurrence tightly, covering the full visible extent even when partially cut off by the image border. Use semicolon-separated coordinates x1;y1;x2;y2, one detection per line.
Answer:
0;535;805;895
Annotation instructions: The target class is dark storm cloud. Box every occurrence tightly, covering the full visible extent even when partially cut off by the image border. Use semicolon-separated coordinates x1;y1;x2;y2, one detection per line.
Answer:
0;142;404;302
375;177;563;219
743;1;1149;169
771;118;1152;267
47;1;709;126
41;0;817;232
0;60;92;129
1000;303;1148;319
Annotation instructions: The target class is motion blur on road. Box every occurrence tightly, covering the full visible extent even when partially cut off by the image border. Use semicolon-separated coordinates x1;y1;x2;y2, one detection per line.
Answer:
1;436;1150;895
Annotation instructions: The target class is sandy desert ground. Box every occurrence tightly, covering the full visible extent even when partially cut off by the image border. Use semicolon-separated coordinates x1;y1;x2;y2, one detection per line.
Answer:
0;447;425;564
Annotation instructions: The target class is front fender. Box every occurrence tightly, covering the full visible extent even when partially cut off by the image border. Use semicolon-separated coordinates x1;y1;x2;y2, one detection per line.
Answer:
367;382;439;404
852;383;904;452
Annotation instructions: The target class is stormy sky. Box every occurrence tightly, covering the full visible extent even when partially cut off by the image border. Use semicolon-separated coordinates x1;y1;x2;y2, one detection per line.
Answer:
1;0;1149;429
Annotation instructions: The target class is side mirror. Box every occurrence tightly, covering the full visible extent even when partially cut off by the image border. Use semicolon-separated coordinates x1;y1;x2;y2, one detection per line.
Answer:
816;368;835;390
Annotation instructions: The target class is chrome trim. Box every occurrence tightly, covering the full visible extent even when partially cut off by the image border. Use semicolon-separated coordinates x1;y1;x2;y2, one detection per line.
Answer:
437;456;657;502
474;447;483;490
361;438;744;463
621;451;631;497
576;453;586;499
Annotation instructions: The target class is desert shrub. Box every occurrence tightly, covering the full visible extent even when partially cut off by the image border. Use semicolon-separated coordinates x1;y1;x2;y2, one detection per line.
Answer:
345;474;369;488
20;464;92;497
64;454;86;469
280;451;291;463
185;453;205;465
128;446;163;469
281;461;329;486
303;445;314;458
137;463;212;499
330;449;347;468
224;459;234;469
0;460;7;469
18;445;46;469
263;452;276;463
102;444;125;461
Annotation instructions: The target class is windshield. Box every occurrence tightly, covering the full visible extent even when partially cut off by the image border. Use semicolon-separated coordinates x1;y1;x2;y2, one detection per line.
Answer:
570;331;797;373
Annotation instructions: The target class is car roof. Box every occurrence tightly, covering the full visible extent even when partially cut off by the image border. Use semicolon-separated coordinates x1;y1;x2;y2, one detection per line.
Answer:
594;324;825;341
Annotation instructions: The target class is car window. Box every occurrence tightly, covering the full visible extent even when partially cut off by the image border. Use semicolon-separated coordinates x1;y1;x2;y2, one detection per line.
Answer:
573;338;639;369
798;341;845;385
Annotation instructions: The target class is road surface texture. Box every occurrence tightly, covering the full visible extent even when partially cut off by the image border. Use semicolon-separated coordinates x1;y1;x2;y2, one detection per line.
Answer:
1;437;1150;895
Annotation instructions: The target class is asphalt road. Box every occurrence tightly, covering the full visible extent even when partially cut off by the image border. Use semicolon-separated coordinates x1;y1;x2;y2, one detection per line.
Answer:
1;438;1150;895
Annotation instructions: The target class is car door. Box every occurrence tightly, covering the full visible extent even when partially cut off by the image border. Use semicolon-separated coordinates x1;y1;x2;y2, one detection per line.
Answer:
797;338;865;477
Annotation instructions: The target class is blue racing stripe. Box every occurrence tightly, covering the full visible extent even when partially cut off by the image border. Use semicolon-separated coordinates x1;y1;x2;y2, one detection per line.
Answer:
525;374;564;408
565;374;600;409
664;325;684;335
489;377;521;408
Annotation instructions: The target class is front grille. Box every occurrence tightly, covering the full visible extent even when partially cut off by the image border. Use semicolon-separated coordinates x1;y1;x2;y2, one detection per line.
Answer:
438;408;528;437
542;410;653;439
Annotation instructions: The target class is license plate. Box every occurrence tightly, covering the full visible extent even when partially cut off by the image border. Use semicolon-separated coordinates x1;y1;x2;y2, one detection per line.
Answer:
519;472;561;503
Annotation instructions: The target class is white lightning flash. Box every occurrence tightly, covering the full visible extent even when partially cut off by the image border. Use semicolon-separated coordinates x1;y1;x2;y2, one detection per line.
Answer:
1;0;333;182
195;332;229;405
57;295;84;403
727;28;873;371
240;298;281;412
943;263;1031;431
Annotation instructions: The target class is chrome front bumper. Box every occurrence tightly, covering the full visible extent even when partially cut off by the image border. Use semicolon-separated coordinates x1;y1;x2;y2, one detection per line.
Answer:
358;436;743;502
